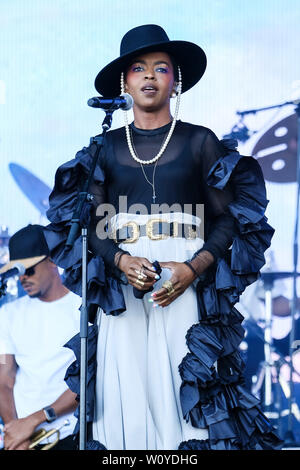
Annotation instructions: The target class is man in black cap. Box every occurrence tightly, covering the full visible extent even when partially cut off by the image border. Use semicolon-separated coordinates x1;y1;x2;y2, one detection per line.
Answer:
0;224;81;450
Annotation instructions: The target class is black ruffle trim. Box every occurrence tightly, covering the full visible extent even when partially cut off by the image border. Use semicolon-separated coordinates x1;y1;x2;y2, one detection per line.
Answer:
177;146;282;450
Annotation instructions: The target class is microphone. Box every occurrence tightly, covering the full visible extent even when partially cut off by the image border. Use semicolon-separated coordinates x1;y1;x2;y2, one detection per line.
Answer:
0;263;25;281
87;93;134;111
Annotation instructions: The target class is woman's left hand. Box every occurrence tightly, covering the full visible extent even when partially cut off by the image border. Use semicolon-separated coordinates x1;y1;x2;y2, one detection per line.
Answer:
151;261;197;307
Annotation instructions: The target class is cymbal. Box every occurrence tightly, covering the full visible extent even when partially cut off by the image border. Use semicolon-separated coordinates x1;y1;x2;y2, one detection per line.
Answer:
9;163;51;216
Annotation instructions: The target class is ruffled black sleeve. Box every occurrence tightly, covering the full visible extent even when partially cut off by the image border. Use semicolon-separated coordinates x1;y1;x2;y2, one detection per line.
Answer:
44;140;127;317
185;131;237;276
177;132;281;450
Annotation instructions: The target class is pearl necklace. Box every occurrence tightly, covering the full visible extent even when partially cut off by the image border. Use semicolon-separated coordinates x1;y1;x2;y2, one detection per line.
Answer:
121;67;182;165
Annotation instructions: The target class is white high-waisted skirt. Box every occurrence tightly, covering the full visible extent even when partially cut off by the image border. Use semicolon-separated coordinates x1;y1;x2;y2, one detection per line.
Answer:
92;212;209;450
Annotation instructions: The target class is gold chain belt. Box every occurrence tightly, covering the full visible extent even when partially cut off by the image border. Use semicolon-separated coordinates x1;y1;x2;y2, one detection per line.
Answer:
112;219;198;243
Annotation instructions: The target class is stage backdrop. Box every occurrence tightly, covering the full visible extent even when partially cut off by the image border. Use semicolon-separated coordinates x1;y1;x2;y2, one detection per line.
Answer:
1;0;300;304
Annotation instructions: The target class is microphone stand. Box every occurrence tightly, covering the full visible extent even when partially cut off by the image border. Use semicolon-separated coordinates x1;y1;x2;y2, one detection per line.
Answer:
260;272;275;416
65;108;114;451
224;99;300;446
0;279;7;298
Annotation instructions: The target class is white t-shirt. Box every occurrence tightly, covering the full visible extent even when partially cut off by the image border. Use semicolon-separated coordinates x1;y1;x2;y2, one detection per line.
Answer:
0;291;81;441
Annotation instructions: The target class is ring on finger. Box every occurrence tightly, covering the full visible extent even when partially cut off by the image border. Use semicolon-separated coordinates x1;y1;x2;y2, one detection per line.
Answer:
166;286;175;296
136;279;145;287
162;280;175;295
135;269;146;279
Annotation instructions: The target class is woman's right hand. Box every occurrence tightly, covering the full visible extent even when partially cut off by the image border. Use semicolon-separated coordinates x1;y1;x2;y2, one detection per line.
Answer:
118;254;159;290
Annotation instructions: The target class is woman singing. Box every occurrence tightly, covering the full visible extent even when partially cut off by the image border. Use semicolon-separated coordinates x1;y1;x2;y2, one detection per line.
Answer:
45;24;282;450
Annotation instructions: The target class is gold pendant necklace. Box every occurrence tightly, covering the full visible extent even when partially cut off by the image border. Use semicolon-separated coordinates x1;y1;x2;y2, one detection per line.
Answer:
130;128;159;203
140;160;158;203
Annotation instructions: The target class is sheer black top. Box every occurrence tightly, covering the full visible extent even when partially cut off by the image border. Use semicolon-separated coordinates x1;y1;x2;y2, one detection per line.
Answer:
88;120;236;274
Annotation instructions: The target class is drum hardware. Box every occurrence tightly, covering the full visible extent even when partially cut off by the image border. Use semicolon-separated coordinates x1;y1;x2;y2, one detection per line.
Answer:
0;227;10;300
259;271;300;415
252;348;300;441
0;225;10;269
0;226;27;306
247;269;300;441
278;376;300;422
29;419;70;450
273;354;300;438
238;270;300;409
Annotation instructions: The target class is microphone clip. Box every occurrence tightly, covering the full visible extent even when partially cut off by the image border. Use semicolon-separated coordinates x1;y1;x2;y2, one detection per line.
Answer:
102;109;114;131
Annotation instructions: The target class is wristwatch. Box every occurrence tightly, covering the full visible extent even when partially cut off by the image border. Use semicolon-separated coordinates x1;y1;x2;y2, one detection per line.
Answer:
43;406;57;423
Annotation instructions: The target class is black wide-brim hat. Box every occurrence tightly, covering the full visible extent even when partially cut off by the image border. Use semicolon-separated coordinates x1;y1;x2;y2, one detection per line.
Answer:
0;224;49;274
95;24;207;96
